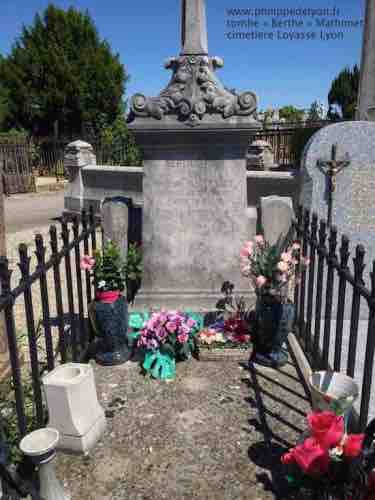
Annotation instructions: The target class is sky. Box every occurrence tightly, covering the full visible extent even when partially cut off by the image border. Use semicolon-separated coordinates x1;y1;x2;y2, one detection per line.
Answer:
0;0;365;112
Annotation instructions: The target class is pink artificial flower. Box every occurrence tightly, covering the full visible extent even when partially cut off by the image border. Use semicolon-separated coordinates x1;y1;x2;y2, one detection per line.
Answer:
292;242;301;250
240;263;251;277
177;332;189;343
302;257;311;267
277;261;289;273
255;235;265;245
281;252;292;262
256;275;267;288
186;318;196;329
240;241;254;258
80;255;95;271
165;321;177;333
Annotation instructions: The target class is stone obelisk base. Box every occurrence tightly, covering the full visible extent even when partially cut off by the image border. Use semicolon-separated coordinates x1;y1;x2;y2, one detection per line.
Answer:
131;123;259;311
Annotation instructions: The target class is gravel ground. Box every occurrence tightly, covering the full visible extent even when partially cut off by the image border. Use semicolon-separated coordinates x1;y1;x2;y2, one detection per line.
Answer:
56;355;312;500
6;223;102;360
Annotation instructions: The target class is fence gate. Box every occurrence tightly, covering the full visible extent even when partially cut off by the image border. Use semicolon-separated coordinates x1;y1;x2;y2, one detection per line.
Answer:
0;143;35;195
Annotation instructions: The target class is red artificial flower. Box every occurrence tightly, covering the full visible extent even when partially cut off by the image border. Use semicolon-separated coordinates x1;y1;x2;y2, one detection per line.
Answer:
343;434;364;458
308;411;344;450
281;451;295;465
224;318;250;342
233;333;251;344
292;437;330;476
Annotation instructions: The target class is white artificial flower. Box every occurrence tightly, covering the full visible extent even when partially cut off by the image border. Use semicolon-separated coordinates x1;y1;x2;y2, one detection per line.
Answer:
98;280;106;289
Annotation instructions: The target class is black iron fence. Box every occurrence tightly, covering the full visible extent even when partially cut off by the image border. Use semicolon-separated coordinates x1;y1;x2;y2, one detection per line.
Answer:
0;207;100;437
294;206;375;431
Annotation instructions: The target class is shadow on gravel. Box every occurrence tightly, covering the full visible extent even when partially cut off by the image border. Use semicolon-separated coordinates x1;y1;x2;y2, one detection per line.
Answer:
244;360;312;499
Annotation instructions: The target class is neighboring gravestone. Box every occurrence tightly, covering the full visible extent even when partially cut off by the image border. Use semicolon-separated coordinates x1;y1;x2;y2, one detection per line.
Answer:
128;0;260;310
101;197;131;259
260;196;294;245
300;121;375;419
300;121;375;273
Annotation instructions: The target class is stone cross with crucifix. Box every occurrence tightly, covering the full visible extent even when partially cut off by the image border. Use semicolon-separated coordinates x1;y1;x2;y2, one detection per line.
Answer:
317;144;350;226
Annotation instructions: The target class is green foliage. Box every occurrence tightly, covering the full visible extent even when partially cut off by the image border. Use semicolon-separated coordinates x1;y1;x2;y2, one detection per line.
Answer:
279;105;304;123
99;114;143;166
0;129;28;143
0;319;50;464
94;240;126;292
0;56;11;132
306;100;325;122
122;243;142;282
328;65;359;119
0;378;37;463
0;4;127;137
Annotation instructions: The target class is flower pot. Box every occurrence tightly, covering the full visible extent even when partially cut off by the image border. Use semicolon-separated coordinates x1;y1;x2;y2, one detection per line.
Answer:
309;371;358;424
251;294;294;368
88;292;132;366
20;428;70;500
42;363;106;453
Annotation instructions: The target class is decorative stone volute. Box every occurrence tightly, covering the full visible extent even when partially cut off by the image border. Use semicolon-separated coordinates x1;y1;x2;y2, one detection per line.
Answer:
247;140;277;170
64;140;96;181
128;0;258;127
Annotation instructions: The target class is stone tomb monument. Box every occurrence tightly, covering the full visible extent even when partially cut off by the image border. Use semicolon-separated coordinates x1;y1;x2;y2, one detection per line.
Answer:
300;121;375;418
128;0;261;310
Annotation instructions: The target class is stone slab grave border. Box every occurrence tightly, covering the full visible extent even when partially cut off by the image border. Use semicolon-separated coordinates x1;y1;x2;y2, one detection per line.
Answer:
197;346;252;362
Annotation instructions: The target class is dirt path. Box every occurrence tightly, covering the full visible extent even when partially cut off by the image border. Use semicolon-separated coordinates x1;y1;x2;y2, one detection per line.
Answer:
56;356;311;500
5;191;64;234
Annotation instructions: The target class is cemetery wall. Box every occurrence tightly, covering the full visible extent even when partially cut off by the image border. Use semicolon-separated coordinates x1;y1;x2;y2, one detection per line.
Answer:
64;164;299;216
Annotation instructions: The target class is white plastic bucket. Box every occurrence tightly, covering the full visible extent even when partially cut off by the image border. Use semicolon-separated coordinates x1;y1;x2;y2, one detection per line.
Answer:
309;371;359;422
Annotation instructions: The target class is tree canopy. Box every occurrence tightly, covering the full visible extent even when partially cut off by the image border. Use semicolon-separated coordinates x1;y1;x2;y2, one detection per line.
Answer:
279;105;304;123
328;65;359;120
306;100;325;122
0;55;11;131
0;4;127;137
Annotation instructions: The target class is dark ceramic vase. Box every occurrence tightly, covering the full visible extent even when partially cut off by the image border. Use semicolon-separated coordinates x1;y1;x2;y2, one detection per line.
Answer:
251;294;294;368
91;293;132;366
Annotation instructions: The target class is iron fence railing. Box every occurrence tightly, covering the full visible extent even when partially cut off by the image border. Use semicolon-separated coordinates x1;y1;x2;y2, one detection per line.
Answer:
0;143;35;194
0;207;100;436
294;206;375;430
